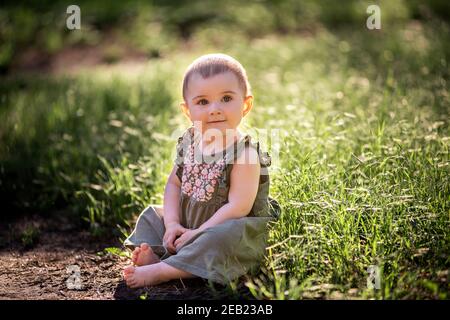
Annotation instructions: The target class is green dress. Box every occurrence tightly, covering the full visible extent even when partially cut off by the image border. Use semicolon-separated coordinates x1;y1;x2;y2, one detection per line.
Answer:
124;127;280;285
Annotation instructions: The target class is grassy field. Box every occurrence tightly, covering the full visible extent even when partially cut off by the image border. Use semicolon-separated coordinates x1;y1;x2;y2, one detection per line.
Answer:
1;1;449;299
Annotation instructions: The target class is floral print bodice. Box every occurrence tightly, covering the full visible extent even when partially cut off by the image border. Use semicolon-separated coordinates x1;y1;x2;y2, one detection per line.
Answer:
180;142;227;202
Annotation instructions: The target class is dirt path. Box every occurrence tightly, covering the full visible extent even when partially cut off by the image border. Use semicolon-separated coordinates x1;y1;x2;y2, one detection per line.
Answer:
0;214;234;300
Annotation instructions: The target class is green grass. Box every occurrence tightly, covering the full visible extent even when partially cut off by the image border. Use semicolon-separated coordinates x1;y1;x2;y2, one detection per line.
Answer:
1;2;449;299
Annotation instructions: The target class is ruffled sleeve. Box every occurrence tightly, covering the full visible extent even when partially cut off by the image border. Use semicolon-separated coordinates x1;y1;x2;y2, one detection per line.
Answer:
256;142;271;183
221;136;272;187
174;127;194;182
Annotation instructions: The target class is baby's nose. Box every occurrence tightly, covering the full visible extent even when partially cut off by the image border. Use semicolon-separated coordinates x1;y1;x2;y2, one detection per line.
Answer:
209;109;222;115
209;103;222;115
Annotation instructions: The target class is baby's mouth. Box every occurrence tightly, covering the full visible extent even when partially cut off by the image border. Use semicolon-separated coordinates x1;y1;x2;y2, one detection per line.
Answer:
207;120;226;124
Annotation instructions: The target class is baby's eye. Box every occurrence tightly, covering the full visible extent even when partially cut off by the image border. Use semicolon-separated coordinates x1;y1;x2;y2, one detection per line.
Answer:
222;95;232;103
197;99;209;106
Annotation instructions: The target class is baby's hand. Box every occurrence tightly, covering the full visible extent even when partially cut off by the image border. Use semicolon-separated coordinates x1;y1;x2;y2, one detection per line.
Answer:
163;223;187;254
174;229;200;252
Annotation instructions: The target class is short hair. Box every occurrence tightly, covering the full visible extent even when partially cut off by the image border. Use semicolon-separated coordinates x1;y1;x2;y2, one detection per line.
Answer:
182;53;251;101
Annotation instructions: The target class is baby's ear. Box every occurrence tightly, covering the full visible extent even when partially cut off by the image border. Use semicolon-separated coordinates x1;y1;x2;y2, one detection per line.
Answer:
242;95;253;117
180;102;191;119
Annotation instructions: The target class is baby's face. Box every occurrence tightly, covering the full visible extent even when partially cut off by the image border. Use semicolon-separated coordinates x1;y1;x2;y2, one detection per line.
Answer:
182;71;252;135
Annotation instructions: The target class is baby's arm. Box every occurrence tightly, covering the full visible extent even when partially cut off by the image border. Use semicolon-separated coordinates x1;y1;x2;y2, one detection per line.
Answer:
163;165;182;227
197;145;260;232
163;165;186;253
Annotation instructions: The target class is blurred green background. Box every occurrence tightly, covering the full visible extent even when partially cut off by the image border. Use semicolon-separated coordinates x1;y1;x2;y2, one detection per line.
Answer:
1;0;449;73
0;0;449;299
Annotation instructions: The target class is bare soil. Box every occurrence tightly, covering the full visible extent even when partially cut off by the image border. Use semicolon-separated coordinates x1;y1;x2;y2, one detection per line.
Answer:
0;214;239;300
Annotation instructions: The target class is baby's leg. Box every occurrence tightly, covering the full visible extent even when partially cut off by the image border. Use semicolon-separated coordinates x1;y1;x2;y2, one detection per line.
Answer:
129;204;166;266
123;262;196;288
153;204;164;218
131;243;160;266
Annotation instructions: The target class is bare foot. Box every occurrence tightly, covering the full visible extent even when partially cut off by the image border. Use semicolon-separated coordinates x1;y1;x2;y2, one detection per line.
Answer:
123;264;165;288
131;243;160;266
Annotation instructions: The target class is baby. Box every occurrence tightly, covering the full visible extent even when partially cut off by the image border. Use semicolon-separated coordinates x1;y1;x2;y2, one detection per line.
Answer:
122;53;279;288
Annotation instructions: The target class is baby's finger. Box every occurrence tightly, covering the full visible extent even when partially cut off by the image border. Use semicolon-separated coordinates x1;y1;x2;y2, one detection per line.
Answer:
169;235;180;251
167;246;177;254
163;231;173;243
163;238;173;250
174;235;183;247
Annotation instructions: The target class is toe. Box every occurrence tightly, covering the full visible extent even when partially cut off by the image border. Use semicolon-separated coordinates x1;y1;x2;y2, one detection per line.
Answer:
132;248;140;260
141;243;149;251
124;265;135;273
126;278;137;288
123;265;135;278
